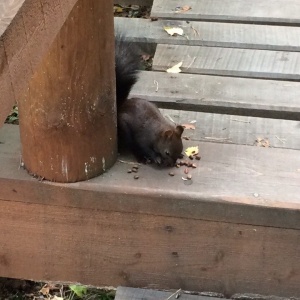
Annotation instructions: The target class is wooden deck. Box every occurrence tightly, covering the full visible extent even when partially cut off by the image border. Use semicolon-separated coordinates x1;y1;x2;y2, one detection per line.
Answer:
1;0;300;298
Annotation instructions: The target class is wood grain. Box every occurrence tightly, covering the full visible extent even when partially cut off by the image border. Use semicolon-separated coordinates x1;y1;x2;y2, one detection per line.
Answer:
159;109;300;150
17;0;117;182
0;199;299;297
151;0;300;24
1;125;300;230
131;71;300;120
153;44;300;81
115;17;300;51
116;287;222;300
0;0;78;128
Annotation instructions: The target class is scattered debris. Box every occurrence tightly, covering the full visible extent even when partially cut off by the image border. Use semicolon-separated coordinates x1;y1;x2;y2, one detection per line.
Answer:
255;138;270;148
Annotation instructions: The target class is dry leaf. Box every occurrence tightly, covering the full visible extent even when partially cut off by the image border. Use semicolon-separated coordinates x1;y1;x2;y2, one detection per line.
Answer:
141;54;151;61
166;62;183;73
185;146;199;157
164;26;184;36
39;285;50;296
255;138;270;148
175;5;192;13
182;123;196;130
114;6;123;13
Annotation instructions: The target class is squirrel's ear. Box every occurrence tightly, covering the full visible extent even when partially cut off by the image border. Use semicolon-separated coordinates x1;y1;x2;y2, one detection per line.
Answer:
163;130;173;139
175;125;184;136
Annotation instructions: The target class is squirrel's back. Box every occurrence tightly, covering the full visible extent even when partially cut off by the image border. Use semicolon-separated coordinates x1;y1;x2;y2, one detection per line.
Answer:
115;38;140;105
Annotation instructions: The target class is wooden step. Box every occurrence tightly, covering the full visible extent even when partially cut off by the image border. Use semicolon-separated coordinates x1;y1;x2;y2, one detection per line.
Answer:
151;0;300;25
160;109;300;150
0;125;300;297
1;125;299;229
114;17;300;51
115;287;222;300
153;44;300;81
130;71;300;120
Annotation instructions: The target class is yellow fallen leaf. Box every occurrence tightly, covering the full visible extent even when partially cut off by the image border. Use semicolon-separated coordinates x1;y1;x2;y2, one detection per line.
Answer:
164;26;184;36
185;146;199;157
114;6;123;13
166;62;183;73
39;285;50;296
182;123;196;130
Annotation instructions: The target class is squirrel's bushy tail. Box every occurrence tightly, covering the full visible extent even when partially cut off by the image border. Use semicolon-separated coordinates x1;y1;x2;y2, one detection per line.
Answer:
115;37;140;106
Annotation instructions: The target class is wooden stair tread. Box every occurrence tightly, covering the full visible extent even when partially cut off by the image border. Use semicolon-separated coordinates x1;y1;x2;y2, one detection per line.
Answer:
153;44;300;81
130;71;300;120
160;109;300;150
151;0;300;25
1;125;300;230
115;287;221;300
114;17;300;52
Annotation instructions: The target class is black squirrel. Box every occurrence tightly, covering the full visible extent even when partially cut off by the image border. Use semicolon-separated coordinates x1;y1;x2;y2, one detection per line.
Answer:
115;38;184;166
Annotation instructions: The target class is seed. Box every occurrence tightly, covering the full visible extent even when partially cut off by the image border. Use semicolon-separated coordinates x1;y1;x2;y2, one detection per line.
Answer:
195;155;201;160
134;175;139;180
184;168;189;174
175;164;180;168
127;169;132;173
187;162;193;167
133;165;139;169
179;160;185;166
132;168;138;173
169;172;175;176
189;155;194;160
187;174;192;180
192;163;197;168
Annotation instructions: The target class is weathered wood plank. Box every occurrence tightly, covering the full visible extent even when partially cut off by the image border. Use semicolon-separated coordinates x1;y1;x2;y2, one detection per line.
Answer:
0;0;77;127
1;125;300;230
0;40;15;126
131;71;300;120
160;109;300;150
0;198;299;297
114;0;153;6
151;0;300;25
153;44;300;81
0;0;24;36
115;287;220;300
114;17;300;51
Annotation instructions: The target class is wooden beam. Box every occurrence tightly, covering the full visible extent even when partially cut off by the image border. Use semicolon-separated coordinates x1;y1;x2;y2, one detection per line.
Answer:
0;0;76;127
0;125;300;297
15;0;117;182
0;191;299;297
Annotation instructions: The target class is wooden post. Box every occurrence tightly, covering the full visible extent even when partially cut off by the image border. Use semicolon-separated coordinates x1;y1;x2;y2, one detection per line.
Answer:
18;0;117;182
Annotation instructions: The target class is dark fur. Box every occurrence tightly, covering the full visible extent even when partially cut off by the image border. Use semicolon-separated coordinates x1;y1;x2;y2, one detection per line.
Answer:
115;38;184;166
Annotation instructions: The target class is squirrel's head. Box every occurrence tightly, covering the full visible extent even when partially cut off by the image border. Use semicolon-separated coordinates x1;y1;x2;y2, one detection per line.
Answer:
155;125;184;166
